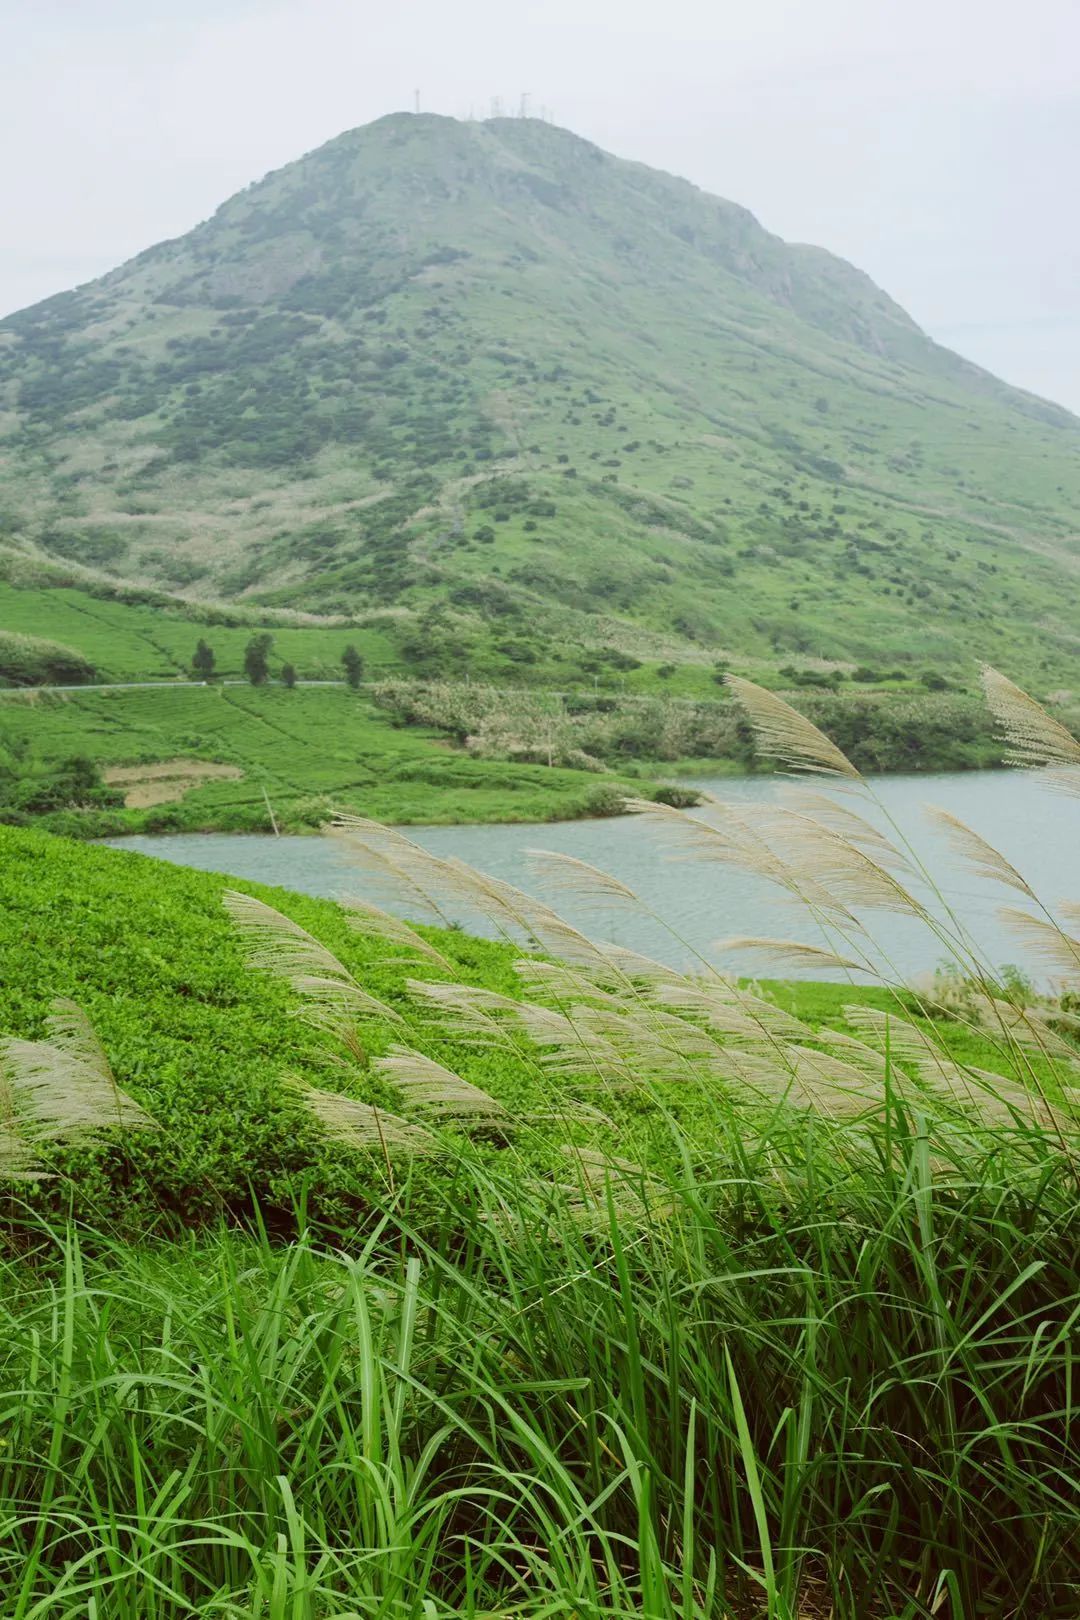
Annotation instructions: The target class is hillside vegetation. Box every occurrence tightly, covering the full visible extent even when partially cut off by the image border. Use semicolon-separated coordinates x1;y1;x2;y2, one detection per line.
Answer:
1;114;1079;692
0;626;94;686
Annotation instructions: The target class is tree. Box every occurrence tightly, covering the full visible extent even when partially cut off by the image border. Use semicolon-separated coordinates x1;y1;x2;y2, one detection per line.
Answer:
280;662;297;689
341;645;364;689
244;633;273;686
191;639;216;681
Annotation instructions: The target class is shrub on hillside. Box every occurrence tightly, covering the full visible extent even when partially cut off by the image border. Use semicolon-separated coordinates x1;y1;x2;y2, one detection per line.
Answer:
0;753;123;819
0;630;95;686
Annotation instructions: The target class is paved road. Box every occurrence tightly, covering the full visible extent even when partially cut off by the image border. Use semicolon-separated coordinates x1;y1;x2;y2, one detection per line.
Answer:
0;678;355;696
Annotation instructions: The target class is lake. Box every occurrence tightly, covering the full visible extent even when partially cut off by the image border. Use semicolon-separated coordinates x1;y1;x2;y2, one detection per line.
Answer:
106;769;1079;986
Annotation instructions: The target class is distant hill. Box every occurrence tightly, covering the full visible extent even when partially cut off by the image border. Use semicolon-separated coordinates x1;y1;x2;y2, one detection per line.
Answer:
2;112;1079;686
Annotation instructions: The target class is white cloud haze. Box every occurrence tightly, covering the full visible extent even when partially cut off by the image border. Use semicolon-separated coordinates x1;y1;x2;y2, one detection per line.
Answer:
4;0;1079;408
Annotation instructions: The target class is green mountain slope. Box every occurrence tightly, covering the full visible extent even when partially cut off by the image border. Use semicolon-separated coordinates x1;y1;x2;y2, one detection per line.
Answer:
2;112;1079;685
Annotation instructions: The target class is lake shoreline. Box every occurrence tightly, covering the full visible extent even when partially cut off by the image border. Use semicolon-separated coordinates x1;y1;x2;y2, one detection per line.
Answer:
102;766;1073;986
34;753;1020;842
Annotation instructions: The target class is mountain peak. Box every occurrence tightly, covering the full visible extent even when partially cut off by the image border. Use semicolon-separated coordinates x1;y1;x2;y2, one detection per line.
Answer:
1;113;1077;686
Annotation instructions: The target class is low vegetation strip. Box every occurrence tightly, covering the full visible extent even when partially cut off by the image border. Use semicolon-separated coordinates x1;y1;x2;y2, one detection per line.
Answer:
373;675;1018;774
0;664;1045;842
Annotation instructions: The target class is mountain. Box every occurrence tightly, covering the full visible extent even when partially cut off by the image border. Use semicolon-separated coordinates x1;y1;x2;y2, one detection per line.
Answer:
2;112;1079;686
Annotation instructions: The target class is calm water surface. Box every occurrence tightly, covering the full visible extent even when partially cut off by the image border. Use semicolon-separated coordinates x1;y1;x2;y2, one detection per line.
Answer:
107;770;1080;985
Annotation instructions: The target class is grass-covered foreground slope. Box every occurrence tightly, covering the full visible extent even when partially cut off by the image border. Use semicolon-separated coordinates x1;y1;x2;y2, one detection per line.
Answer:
2;114;1079;690
2;814;1080;1616
0;823;531;1229
0;816;1071;1231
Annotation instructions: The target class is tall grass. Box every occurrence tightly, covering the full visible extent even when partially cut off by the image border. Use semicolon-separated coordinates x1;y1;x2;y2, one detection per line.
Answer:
1;668;1079;1616
1;1131;1077;1618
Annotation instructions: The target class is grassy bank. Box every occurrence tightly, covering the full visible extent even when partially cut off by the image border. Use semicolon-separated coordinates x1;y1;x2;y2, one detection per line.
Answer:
0;815;1078;1614
0;685;658;834
5;578;1066;843
372;678;1013;777
0;820;1050;1234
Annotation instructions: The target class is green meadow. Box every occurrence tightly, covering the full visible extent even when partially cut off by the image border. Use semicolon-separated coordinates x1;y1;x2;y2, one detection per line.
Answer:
0;684;651;832
0;581;399;682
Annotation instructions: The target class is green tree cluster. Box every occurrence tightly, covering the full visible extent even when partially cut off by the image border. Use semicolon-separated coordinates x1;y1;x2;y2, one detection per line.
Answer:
244;634;274;685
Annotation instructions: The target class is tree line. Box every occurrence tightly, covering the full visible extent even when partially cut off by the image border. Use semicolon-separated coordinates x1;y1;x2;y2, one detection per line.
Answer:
191;637;364;688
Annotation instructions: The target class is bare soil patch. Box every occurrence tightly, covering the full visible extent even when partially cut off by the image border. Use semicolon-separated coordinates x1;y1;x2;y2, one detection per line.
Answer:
103;758;244;808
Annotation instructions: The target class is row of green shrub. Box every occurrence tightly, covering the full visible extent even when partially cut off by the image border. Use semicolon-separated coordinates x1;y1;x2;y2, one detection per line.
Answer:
374;677;1012;774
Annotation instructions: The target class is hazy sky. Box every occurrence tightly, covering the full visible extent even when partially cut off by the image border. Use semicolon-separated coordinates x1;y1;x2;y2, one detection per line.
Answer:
4;0;1079;410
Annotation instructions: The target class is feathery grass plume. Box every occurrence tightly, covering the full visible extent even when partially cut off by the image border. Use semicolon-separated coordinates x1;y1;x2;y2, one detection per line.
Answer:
406;980;534;1044
557;1144;671;1228
339;895;455;972
524;849;641;907
518;959;762;1087
652;979;816;1046
776;1045;887;1118
823;1028;895;1081
513;958;631;1006
0;998;157;1142
373;1045;509;1121
589;941;686;984
959;1065;1075;1132
513;1004;635;1082
998;907;1080;978
294;1081;438;1154
410;979;640;1087
973;991;1080;1066
224;890;405;1032
924;806;1038;899
783;787;915;872
0;1133;43;1181
526;1100;616;1128
841;1004;955;1072
981;666;1080;788
626;796;861;923
752;807;923;917
561;1002;727;1082
328;815;457;925
840;1003;992;1110
713;936;871;975
725;673;862;777
337;818;605;961
434;857;621;963
841;1002;1073;1130
404;978;604;1090
511;962;709;1088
